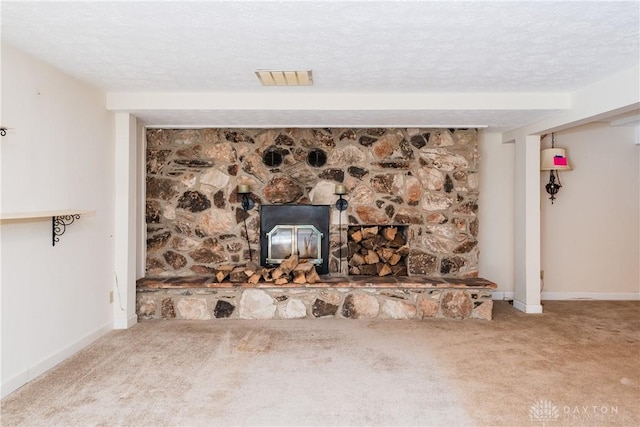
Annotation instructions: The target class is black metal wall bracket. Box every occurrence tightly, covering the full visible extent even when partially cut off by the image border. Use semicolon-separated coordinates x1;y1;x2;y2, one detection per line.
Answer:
52;214;82;246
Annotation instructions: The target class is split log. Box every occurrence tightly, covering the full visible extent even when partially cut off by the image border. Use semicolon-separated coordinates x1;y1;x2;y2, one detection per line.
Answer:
274;277;289;285
391;264;408;276
292;274;308;285
248;273;262;284
365;249;380;265
243;261;260;278
279;254;299;274
262;268;275;282
389;233;407;248
348;241;361;257
350;253;365;266
388;253;402;266
350;229;363;243
361;239;375;250
271;268;285;280
362;226;379;239
376;263;392;277
292;262;315;284
382;226;397;241
378;248;395;263
305;267;321;284
359;264;378;275
229;266;247;282
214;264;235;283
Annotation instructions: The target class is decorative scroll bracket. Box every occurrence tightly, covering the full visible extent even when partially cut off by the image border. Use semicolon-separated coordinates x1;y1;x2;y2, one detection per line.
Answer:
52;214;81;246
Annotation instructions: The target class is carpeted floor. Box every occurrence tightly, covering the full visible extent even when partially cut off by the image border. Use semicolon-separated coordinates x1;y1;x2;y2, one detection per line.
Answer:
1;301;639;426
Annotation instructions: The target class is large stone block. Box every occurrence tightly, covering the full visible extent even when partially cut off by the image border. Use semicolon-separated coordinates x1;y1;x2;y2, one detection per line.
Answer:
177;191;211;212
355;206;389;224
420;149;469;171
203;142;237;163
163;251;187;270
440;290;473;319
417;167;444;191
408;251;438;275
214;300;235;318
342;293;380;319
472;300;493;320
239;290;276;319
161;298;176;319
405;176;422;205
328;145;367;166
280;298;307;319
263;176;303;203
312;299;339;317
381;299;416;319
196;210;234;236
419;297;440;319
137;296;157;319
200;169;230;190
421;193;454;211
177;298;211;320
147;177;179;200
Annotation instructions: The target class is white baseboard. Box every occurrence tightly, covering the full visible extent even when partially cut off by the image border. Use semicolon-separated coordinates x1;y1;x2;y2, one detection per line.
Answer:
493;292;639;306
492;291;515;300
1;321;112;399
541;292;640;301
1;371;30;400
113;314;138;330
513;299;544;313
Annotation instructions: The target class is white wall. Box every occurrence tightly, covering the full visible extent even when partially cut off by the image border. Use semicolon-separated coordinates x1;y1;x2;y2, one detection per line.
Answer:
0;45;115;397
540;122;640;299
478;132;515;296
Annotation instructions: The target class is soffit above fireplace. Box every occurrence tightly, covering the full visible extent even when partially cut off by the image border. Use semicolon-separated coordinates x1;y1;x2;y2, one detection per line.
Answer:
5;2;637;132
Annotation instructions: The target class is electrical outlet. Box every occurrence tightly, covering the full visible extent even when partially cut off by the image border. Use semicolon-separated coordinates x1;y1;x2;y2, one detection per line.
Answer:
540;270;544;280
109;291;114;304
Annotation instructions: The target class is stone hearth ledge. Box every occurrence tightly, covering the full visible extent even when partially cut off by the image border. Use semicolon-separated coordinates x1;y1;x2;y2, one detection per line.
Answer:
137;275;497;290
137;276;496;321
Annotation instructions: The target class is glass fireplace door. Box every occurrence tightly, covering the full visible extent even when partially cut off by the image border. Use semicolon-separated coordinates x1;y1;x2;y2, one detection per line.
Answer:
266;225;323;265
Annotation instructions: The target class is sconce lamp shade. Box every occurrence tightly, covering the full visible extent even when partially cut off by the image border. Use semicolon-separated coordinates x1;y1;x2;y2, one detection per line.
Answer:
540;148;571;171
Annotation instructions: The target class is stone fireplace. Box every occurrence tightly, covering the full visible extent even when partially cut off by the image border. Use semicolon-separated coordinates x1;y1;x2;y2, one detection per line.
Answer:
139;127;494;321
145;127;480;278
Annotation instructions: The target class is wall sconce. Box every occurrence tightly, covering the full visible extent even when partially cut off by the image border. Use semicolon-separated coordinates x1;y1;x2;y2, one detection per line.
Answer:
334;184;348;211
540;133;572;204
237;184;254;211
237;184;254;262
334;184;348;274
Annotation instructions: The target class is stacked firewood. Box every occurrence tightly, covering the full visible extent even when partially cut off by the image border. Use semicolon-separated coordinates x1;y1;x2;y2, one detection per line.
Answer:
212;255;321;285
348;225;409;276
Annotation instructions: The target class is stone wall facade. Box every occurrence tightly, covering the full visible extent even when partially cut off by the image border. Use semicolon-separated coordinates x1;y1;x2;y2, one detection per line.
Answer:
137;287;494;321
146;128;479;278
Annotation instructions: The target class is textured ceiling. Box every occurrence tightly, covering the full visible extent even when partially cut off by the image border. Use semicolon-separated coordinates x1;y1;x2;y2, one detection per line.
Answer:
2;1;639;130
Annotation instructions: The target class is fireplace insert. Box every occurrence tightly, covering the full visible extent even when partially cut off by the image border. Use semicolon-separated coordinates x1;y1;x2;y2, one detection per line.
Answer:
260;205;330;274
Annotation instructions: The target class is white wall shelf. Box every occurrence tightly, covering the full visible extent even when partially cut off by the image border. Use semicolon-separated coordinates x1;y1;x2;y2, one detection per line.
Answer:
0;210;96;246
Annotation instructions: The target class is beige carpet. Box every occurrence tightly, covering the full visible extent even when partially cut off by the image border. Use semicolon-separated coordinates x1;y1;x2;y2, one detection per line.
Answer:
1;301;639;426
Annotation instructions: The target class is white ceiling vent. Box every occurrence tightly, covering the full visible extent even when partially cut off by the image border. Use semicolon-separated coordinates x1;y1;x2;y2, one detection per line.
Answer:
255;70;313;86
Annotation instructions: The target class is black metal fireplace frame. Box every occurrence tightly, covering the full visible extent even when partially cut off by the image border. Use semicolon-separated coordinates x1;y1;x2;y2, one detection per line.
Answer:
259;204;330;274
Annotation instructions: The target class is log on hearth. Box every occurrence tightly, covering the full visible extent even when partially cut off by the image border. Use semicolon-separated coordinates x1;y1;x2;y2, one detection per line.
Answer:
214;264;235;283
211;255;323;285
